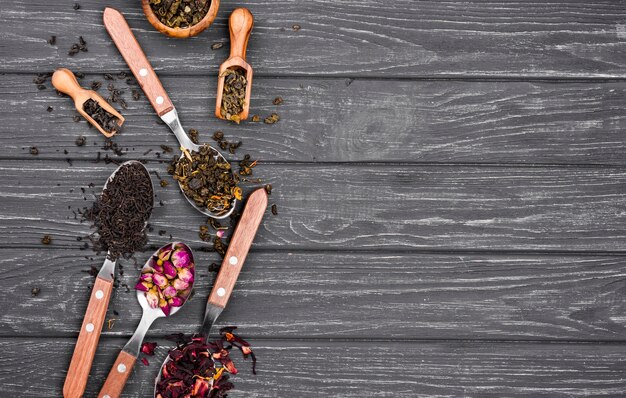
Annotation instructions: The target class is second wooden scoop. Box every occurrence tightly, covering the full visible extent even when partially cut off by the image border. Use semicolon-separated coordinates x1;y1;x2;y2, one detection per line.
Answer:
215;8;254;122
52;68;124;137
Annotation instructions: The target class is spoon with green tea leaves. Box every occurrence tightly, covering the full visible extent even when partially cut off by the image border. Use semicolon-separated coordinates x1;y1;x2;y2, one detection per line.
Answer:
154;188;267;397
52;68;124;138
98;242;196;398
103;7;238;219
64;161;153;398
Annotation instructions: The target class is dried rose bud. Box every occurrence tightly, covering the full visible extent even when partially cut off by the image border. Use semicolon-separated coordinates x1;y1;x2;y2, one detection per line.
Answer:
135;281;151;292
163;285;177;298
159;297;171;316
177;267;194;283
163;260;177;279
140;273;153;283
169;296;184;307
153;273;168;289
146;286;159;308
171;247;192;268
173;279;189;291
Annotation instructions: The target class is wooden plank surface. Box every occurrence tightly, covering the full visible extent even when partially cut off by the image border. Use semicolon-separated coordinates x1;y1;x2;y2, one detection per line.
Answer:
1;160;626;252
7;74;626;164
1;338;625;397
1;1;626;78
4;249;626;341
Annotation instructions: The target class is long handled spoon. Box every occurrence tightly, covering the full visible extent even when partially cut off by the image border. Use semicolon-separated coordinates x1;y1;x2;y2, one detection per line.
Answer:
63;161;153;398
215;8;254;122
52;68;124;138
103;7;236;219
154;188;267;396
98;242;197;398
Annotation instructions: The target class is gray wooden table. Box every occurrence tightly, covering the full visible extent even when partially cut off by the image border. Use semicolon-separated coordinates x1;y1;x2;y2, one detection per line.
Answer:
2;0;626;396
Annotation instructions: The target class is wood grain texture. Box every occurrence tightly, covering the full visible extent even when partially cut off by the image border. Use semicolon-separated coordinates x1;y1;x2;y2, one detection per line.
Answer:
2;337;626;397
209;189;267;308
0;160;626;251
103;7;174;117
63;276;113;398
97;350;136;398
4;249;626;341
2;0;626;78
7;74;626;164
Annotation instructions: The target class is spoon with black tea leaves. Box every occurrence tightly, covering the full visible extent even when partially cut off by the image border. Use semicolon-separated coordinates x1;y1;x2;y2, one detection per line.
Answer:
98;242;197;398
63;160;153;398
154;188;267;397
103;7;237;219
52;68;124;138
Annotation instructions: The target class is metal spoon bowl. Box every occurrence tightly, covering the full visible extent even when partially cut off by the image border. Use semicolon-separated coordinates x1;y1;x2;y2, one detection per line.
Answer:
161;110;237;219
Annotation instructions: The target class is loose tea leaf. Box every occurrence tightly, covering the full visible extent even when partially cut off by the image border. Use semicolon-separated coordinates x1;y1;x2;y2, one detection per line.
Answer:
264;113;280;124
30;146;39;155
211;42;224;50
75;135;86;146
41;235;51;244
31;287;41;297
273;97;284;105
220;68;247;123
84;162;153;259
168;145;237;216
83;99;121;134
149;0;211;29
271;204;278;215
47;36;56;45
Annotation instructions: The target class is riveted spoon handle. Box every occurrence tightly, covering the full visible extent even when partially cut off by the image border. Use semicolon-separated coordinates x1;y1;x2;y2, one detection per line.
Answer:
103;7;173;116
63;276;113;398
228;8;254;61
208;188;267;308
98;350;137;398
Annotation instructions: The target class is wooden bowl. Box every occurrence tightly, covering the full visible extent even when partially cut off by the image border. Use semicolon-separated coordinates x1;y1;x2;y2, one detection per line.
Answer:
141;0;220;38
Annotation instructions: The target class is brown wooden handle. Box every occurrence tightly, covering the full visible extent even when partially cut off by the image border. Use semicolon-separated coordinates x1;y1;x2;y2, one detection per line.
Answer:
103;7;174;116
209;188;267;308
228;8;254;61
97;350;137;398
52;68;86;101
63;276;113;398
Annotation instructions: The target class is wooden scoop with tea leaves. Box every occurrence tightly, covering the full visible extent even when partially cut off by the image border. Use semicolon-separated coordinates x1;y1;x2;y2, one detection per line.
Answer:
215;8;254;123
104;7;238;219
51;68;124;137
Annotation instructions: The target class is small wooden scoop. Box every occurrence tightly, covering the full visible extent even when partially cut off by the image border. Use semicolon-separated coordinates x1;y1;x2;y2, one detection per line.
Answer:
52;68;124;137
215;8;254;122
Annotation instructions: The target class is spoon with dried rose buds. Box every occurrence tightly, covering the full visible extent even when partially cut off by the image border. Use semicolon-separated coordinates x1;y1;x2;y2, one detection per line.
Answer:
154;188;268;397
97;242;196;398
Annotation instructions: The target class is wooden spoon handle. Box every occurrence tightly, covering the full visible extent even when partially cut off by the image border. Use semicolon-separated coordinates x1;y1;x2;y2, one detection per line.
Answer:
228;8;254;61
208;188;267;308
103;7;174;116
52;68;85;101
98;350;137;398
63;276;113;398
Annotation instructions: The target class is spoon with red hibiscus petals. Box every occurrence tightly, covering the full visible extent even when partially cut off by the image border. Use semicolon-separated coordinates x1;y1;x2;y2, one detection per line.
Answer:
153;188;267;397
98;242;196;398
63;160;152;398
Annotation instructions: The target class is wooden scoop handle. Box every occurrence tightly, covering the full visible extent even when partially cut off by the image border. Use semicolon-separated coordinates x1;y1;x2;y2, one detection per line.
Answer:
103;7;174;116
63;276;113;398
208;188;267;308
97;350;137;398
52;68;87;100
229;8;254;61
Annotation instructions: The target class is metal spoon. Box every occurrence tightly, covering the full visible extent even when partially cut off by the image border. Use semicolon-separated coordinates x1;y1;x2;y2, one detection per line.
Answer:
154;188;268;397
98;242;196;398
103;7;236;219
63;160;153;398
